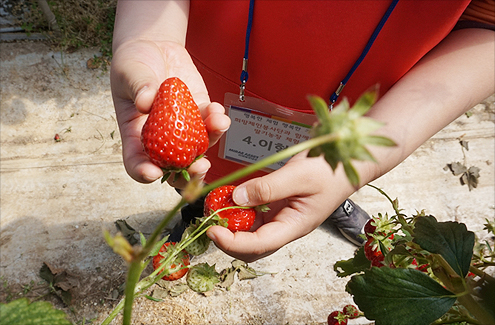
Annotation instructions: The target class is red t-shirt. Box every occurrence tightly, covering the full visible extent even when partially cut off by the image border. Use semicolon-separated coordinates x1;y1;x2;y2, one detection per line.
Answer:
186;0;470;184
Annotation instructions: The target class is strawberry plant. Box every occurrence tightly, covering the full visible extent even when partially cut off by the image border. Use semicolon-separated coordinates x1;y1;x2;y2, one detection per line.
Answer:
99;83;398;325
333;185;495;325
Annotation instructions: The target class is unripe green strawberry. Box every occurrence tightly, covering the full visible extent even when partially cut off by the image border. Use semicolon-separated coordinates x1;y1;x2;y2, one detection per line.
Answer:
141;77;209;182
181;224;211;256
186;263;219;293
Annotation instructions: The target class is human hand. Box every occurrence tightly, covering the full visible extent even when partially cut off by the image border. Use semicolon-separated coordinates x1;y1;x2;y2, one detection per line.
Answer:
206;152;356;262
110;40;230;185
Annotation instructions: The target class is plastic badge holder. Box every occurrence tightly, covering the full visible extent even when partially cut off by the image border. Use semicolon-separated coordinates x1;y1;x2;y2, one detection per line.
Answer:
220;93;317;172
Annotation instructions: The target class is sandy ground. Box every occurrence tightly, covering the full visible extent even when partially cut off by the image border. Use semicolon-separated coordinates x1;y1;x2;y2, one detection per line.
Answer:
0;41;494;325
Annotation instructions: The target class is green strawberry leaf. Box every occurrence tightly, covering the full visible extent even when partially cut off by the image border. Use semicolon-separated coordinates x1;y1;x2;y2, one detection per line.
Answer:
307;95;331;124
0;298;71;325
334;246;371;277
346;267;456;325
149;236;169;257
349;85;379;117
361;135;396;147
413;216;475;278
139;232;146;247
343;161;360;187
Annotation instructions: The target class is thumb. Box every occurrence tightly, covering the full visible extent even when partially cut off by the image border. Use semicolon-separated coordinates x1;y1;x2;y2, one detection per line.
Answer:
110;50;162;114
232;156;312;207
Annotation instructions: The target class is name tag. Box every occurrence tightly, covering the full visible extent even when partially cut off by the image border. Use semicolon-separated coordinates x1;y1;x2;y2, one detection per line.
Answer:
220;93;316;172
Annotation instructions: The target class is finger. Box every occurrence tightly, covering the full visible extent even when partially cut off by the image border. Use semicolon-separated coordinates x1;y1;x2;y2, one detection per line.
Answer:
119;113;164;183
110;45;164;114
206;213;308;263
232;153;328;206
202;102;231;147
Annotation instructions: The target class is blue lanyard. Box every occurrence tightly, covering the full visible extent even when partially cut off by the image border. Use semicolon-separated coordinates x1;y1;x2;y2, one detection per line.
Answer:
239;0;400;108
239;0;255;101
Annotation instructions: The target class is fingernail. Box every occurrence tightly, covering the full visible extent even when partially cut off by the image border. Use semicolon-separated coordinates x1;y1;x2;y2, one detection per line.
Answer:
206;229;216;242
135;85;149;102
233;186;249;206
143;170;163;183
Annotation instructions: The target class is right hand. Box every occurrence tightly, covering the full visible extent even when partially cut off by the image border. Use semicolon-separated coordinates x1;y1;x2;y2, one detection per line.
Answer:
110;40;231;185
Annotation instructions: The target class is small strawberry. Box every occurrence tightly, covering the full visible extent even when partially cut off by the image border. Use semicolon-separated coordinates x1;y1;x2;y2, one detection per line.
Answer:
327;311;348;325
204;185;257;232
363;219;376;239
364;238;385;267
181;223;211;256
141;77;209;182
152;242;190;281
342;304;360;319
186;263;220;293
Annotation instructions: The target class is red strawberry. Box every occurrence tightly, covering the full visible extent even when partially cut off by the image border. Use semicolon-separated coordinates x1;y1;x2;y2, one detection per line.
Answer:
327;311;348;325
364;238;384;267
204;185;256;232
141;77;209;182
364;219;376;239
152;242;190;281
342;304;360;319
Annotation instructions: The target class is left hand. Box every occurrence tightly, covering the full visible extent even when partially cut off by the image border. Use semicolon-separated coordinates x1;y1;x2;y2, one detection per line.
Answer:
206;151;355;262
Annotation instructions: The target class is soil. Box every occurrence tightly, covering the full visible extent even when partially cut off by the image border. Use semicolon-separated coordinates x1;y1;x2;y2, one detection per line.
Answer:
0;41;494;325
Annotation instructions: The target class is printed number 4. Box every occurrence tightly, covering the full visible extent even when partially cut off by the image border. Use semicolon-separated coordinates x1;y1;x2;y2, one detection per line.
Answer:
242;136;252;145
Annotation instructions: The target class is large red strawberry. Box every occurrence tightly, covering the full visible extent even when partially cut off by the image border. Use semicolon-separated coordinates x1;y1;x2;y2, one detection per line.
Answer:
152;242;190;281
204;185;257;232
141;77;209;182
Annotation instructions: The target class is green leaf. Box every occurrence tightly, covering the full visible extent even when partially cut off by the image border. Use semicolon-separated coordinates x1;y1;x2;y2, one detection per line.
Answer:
0;298;72;325
354;116;384;135
346;267;456;325
413;216;475;278
148;236;169;257
343;161;360;187
307;95;331;124
350;86;379;117
361;135;396;147
334;246;371;277
139;232;146;247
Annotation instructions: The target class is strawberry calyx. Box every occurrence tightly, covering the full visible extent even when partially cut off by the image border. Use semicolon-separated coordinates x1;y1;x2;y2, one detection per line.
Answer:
327;310;348;325
161;154;205;183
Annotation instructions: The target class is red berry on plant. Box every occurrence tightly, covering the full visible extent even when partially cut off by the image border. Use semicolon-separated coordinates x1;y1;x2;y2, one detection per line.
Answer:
342;304;360;319
364;238;385;267
204;185;257;232
364;219;376;238
152;242;190;281
141;77;209;182
327;311;348;325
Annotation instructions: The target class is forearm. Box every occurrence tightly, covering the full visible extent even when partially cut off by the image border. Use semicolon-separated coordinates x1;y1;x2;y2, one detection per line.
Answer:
113;0;190;51
360;28;495;185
